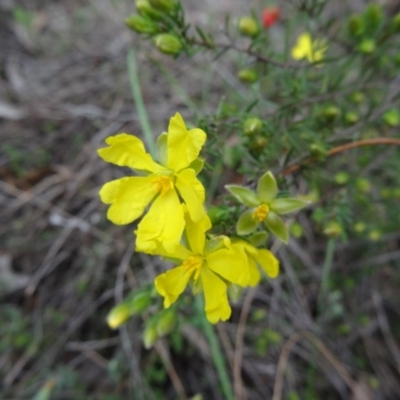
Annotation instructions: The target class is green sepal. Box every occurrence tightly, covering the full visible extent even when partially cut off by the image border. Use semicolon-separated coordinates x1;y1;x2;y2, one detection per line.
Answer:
188;157;205;175
270;198;309;215
257;171;278;202
264;212;288;243
156;132;168;166
225;185;260;207
204;235;231;256
248;231;269;247
156;309;177;336
236;210;258;236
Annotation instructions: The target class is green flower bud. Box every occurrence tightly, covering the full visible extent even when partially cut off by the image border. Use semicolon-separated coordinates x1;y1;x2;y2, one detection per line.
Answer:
392;13;400;33
359;39;376;55
334;172;349;185
148;0;175;13
383;109;400;127
363;4;383;32
323;221;342;238
249;136;268;153
393;188;400;198
354;222;366;233
136;0;162;20
156;309;177;336
238;17;259;37
143;323;158;349
356;178;371;193
125;14;159;34
228;285;243;303
348;15;364;37
154;33;182;55
290;222;304;239
309;143;327;159
238;68;258;84
324;105;341;121
349;92;365;104
344;111;359;125
368;229;381;241
380;188;391;199
243;117;262;135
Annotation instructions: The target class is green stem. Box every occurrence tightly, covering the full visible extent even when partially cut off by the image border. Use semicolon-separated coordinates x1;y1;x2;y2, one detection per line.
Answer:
195;296;234;400
319;238;336;305
127;48;156;156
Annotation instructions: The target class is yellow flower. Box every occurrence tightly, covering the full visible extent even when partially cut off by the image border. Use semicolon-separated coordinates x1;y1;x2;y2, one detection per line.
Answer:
233;240;279;286
153;209;249;324
98;113;207;252
291;33;327;64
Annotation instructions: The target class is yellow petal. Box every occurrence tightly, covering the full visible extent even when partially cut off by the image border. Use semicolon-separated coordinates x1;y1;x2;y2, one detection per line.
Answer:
182;205;211;255
98;134;164;173
234;241;260;286
136;235;192;260
166;113;207;172
291;33;312;60
201;267;231;323
136;188;184;252
254;249;280;278
176;169;207;223
155;265;192;308
206;244;249;286
99;176;157;225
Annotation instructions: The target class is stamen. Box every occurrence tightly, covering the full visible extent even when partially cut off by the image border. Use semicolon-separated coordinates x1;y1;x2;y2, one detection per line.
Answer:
151;176;174;196
182;256;203;281
252;204;269;222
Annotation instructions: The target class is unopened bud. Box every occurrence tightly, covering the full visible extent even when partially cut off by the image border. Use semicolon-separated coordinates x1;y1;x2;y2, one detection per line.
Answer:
290;222;304;239
356;178;371;193
143;323;158;349
392;13;400;33
107;304;130;329
334;172;349;185
249;136;268;153
309;143;327;159
322;106;340;122
323;221;342;238
243;117;262;135
154;34;182;55
359;39;375;55
156;309;177;336
350;92;365;104
208;206;228;224
344;111;359;125
364;4;383;29
383;109;400;127
238;68;258;83
354;222;366;233
125;14;158;34
348;15;364;37
148;0;175;13
368;229;381;241
238;17;259;37
136;0;161;20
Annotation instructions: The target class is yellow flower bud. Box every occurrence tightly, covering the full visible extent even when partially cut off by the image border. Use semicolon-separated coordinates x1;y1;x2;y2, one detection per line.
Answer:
354;222;366;233
125;14;158;34
238;17;259;37
154;33;182;55
369;229;381;241
243;117;262;135
238;68;258;84
107;304;130;329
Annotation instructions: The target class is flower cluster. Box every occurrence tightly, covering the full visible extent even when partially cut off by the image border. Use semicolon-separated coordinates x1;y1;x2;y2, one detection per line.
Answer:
98;113;307;324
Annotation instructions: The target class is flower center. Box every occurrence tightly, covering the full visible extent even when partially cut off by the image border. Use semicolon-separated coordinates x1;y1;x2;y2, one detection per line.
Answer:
252;204;269;222
151;175;174;196
182;256;203;281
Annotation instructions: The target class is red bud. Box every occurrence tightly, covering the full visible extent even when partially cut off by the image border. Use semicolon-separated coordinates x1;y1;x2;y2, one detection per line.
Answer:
262;7;280;28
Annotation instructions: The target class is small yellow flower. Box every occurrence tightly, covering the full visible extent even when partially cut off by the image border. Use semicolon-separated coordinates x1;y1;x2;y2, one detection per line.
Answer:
98;113;207;252
291;33;327;64
152;209;249;323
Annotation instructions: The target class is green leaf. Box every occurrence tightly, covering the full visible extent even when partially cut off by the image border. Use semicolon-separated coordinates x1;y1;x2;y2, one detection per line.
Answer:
225;185;260;207
270;198;309;215
257;171;277;202
236;210;258;235
264;212;288;243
